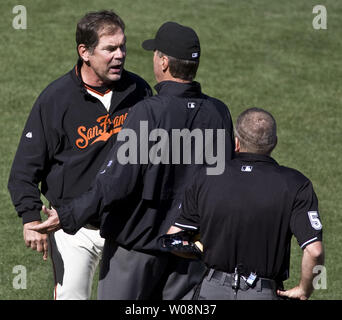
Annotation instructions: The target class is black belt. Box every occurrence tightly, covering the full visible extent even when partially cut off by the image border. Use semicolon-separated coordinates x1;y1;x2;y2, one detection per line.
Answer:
208;269;280;291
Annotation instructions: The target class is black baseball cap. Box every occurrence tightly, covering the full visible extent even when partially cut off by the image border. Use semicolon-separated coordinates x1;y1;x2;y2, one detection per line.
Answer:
142;22;200;61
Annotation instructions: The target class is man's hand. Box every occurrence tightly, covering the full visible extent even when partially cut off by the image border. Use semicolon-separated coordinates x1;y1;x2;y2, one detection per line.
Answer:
277;286;309;300
29;205;61;234
167;225;183;234
23;221;49;261
277;241;324;300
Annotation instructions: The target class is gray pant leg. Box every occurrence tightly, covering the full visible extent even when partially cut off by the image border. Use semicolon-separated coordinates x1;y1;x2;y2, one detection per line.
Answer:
162;258;206;300
198;277;235;300
98;239;167;300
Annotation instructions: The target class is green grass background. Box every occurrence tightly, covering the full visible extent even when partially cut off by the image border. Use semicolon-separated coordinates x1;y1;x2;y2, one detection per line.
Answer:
0;0;341;300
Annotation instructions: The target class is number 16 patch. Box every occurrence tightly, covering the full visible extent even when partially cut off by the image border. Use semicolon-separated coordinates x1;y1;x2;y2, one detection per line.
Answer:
308;211;323;230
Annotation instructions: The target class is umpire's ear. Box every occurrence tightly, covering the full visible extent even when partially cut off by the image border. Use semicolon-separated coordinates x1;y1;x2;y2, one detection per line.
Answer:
161;55;169;72
235;137;240;153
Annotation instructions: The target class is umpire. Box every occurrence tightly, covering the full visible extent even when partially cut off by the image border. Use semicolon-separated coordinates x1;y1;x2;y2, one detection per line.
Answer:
170;107;324;300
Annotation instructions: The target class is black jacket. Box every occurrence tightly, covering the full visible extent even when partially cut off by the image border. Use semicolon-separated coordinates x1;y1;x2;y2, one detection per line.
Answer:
8;60;152;224
57;80;235;252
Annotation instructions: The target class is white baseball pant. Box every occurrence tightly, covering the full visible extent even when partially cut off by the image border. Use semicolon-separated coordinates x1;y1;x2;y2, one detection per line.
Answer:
49;226;105;300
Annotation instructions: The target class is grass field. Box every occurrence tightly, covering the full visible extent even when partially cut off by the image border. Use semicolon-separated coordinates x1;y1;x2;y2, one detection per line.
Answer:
0;0;341;300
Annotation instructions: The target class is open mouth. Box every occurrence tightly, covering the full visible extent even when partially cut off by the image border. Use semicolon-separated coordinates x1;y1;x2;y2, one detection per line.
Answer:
109;65;122;73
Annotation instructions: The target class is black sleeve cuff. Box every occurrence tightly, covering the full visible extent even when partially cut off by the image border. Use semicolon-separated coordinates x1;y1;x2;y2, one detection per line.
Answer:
300;234;323;250
22;211;42;224
174;220;199;231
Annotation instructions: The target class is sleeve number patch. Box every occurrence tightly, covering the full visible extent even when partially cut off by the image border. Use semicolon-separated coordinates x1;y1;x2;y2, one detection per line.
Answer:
308;211;322;230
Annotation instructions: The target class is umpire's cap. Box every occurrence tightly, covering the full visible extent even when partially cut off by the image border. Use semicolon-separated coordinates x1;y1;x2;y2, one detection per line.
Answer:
142;21;200;61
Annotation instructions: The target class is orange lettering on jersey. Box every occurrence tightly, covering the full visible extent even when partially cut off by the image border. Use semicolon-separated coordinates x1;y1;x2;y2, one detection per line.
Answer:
76;126;88;149
75;112;128;149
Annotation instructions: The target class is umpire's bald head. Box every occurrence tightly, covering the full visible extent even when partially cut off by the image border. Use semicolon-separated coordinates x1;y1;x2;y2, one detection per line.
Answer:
235;107;277;155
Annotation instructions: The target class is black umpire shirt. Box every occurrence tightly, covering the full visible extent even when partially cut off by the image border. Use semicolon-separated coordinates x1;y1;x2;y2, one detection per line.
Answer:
175;152;323;281
57;80;234;252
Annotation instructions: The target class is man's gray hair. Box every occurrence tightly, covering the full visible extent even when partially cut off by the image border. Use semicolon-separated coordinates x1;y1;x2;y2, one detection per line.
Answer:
235;107;277;155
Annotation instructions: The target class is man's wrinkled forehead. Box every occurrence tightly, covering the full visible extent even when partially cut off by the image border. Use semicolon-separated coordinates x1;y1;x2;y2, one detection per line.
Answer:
96;26;126;47
97;24;124;38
